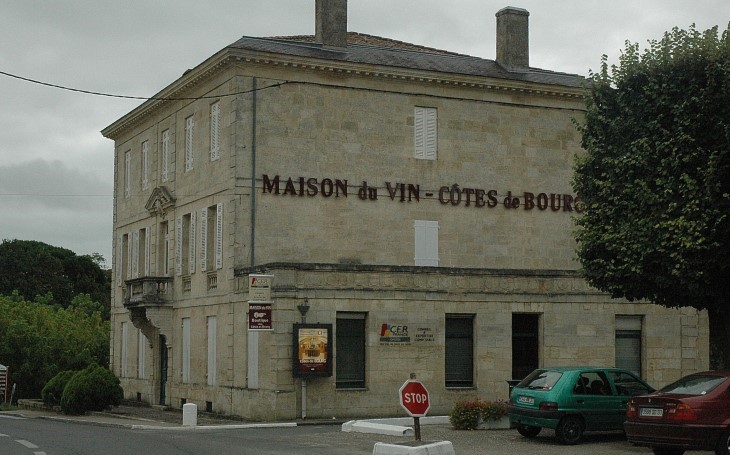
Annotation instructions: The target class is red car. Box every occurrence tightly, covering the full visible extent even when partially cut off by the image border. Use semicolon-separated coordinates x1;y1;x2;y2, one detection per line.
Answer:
624;370;730;455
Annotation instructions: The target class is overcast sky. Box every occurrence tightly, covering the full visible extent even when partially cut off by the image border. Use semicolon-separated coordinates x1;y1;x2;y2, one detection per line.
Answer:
0;1;727;267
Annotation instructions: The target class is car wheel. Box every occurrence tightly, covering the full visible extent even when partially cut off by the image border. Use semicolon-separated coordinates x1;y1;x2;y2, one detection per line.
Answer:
516;424;541;438
555;415;584;445
716;428;730;455
651;448;685;455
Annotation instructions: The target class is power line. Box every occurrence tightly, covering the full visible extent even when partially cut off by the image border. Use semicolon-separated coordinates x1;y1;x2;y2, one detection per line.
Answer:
0;70;289;100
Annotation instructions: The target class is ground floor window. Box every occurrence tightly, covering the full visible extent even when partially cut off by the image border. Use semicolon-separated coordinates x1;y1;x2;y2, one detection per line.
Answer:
336;312;366;389
615;315;642;375
512;313;540;381
445;314;474;388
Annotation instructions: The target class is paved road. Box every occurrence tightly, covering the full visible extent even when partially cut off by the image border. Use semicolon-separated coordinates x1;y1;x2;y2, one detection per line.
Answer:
1;410;717;455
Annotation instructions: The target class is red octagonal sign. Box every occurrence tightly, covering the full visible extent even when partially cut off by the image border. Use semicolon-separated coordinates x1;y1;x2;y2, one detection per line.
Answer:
399;380;430;417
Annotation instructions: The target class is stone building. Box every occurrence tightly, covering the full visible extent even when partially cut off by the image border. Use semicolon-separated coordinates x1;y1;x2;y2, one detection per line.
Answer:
102;1;709;420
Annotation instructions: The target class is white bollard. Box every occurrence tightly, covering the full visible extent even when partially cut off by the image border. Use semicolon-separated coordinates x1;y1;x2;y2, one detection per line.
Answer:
182;403;198;427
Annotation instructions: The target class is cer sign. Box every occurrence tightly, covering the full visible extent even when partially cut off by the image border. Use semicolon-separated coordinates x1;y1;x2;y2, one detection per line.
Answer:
399;380;430;417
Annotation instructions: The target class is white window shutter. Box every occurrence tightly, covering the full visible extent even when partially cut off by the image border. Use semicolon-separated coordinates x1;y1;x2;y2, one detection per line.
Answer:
414;220;439;266
185;116;194;171
127;231;134;279
141;141;149;190
424;108;437;160
210;102;220;161
189;211;196;275
132;230;140;278
144;226;151;276
414;107;437;160
124;150;131;197
175;216;183;276
161;130;169;182
215;202;223;270
414;107;425;159
116;235;123;286
200;207;208;272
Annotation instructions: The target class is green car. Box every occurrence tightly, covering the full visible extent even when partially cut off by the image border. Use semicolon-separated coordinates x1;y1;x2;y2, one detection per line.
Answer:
508;366;654;445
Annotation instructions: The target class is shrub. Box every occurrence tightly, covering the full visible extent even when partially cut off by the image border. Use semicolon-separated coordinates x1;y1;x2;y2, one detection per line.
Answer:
41;370;77;406
60;364;123;415
449;399;508;430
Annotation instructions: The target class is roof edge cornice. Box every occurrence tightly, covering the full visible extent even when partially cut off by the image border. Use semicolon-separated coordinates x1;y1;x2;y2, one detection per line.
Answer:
102;47;586;139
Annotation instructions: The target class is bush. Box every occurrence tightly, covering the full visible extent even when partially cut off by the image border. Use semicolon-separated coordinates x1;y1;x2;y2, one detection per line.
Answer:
449;399;508;430
60;364;123;415
41;370;76;406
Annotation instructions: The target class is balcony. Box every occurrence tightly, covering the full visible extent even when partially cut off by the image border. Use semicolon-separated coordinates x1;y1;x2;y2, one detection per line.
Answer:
124;276;173;308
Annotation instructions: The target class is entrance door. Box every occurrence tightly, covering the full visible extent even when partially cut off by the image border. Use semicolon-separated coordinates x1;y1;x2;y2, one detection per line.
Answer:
159;335;168;406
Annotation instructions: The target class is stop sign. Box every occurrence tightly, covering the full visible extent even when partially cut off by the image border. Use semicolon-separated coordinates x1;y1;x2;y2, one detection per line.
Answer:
399;380;430;417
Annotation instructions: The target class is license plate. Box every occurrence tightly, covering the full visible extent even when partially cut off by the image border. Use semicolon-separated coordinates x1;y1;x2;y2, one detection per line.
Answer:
640;407;663;417
518;396;535;405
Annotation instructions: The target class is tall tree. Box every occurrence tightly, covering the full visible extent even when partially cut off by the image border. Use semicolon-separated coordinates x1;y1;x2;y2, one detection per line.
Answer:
0;239;110;319
573;24;730;367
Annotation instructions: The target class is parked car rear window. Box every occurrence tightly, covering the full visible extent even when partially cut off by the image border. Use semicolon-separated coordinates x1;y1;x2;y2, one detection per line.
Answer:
516;370;563;390
660;374;727;395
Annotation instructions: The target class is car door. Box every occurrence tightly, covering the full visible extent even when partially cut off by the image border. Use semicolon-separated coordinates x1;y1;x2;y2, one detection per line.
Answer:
608;370;654;426
570;370;619;430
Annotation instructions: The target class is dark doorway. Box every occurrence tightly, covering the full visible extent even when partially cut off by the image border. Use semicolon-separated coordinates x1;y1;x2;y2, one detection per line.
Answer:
512;313;540;381
159;335;168;405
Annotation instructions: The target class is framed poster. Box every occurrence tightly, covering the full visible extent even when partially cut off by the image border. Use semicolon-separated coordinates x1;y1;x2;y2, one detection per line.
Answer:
292;323;333;378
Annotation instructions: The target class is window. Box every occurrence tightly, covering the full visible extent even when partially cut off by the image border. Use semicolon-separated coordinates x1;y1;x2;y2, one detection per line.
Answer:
210;101;220;161
141;140;149;190
445;315;474;387
414;106;437;160
200;203;224;272
336;313;366;389
117;233;129;287
137;329;145;379
185;115;194;172
124;150;131;197
414;220;439;266
121;322;129;378
182;318;191;383
133;227;150;278
161;129;170;182
512;313;540;380
207;316;217;386
615;316;642;375
176;213;195;276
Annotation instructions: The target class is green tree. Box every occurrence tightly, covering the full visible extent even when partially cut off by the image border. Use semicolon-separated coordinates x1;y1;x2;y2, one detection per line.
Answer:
0;294;109;400
573;24;730;367
0;239;110;319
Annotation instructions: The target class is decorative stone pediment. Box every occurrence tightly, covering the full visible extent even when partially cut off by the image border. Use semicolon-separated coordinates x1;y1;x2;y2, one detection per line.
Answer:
145;186;176;217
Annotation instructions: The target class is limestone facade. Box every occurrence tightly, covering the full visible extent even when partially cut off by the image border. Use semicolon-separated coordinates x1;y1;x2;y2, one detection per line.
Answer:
103;3;709;420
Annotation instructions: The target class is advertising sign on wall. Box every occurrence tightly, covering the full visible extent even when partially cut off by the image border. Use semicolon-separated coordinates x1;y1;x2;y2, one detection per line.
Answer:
248;302;272;331
292;323;333;378
248;274;273;301
379;323;437;345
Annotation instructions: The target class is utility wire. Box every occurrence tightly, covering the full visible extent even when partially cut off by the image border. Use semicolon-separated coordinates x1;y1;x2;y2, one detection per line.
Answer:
0;70;289;100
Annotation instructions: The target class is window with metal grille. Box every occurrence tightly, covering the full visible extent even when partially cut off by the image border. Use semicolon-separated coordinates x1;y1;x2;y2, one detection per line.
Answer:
445;314;474;387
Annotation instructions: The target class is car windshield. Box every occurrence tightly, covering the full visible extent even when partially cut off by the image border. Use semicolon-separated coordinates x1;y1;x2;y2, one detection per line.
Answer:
659;374;727;395
516;370;563;390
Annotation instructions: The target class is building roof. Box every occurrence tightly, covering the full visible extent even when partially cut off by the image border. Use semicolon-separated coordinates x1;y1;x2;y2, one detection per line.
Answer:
229;32;583;88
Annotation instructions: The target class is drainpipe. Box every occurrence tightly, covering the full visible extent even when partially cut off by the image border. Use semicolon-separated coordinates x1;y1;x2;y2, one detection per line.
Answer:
250;77;257;268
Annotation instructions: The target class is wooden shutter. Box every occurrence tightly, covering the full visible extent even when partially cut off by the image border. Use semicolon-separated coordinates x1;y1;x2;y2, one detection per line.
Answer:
215;203;223;270
188;211;196;275
414;220;439;266
175;216;183;276
144;226;151;276
185;116;194;171
161;129;169;182
210;102;220;161
200;207;208;272
414;107;437;160
116;234;124;286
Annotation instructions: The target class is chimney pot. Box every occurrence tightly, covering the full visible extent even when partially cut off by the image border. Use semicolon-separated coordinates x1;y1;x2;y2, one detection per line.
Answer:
496;7;529;73
315;0;348;48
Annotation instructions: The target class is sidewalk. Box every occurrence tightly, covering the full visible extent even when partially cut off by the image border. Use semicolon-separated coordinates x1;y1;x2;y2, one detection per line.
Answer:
7;399;326;430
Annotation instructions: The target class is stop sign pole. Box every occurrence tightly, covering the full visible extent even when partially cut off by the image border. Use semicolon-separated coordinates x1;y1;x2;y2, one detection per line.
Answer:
399;374;430;441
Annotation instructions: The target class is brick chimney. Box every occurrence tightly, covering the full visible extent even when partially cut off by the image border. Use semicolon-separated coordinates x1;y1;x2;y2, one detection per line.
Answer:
496;7;529;73
315;0;348;48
